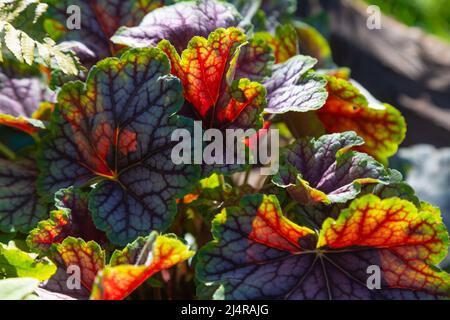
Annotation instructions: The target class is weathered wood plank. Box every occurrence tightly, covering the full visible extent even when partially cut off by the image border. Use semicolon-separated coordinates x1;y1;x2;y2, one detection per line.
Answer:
320;0;450;146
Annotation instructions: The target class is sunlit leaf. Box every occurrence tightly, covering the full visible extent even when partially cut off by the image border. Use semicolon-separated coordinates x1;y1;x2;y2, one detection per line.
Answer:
38;48;199;245
317;77;406;162
91;233;194;300
197;194;450;299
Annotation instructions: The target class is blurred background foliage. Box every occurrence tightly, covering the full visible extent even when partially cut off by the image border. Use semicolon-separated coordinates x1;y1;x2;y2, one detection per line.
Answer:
365;0;450;41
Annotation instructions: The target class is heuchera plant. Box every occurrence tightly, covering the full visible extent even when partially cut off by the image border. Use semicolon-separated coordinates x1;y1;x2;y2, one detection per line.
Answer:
0;0;449;300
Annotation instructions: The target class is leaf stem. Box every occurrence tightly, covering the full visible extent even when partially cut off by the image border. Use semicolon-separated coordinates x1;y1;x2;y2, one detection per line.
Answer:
284;200;298;214
0;142;16;161
243;168;251;186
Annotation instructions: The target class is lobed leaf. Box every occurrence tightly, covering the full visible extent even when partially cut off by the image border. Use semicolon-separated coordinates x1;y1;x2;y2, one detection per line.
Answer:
159;27;267;130
0;21;80;75
263;55;328;114
52;237;105;292
197;194;450;299
273;132;392;205
27;187;107;254
111;0;242;53
38;47;199;245
0;242;56;281
44;0;170;59
317;76;406;162
91;233;194;300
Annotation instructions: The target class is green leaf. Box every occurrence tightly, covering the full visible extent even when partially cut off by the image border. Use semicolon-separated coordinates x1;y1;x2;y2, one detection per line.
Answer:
0;242;56;281
0;0;80;75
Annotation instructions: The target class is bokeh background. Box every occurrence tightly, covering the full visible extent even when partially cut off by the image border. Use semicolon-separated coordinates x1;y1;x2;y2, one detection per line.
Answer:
299;0;450;227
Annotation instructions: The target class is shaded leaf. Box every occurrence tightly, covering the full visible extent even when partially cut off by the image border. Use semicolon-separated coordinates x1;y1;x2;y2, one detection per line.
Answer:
229;0;296;29
273;132;392;205
27;187;107;254
0;157;48;233
292;21;333;68
0;69;53;135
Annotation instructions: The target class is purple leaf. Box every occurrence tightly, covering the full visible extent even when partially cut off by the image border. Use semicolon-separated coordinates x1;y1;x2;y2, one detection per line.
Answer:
263;55;327;114
273;132;392;205
111;0;243;53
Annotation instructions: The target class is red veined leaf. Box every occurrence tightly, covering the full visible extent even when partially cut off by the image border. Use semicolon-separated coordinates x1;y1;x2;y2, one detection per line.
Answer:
317;76;406;162
196;194;450;299
90;232;194;300
112;0;243;54
38;48;199;245
27;187;107;254
254;24;299;64
295;175;421;229
158;27;267;130
51;237;105;292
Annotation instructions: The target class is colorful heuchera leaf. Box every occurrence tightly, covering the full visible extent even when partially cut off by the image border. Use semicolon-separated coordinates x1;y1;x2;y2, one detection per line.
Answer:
91;232;194;300
158;27;267;130
197;194;450;300
0;157;48;233
0;70;53;135
51;237;105;294
38;48;199;245
111;0;242;53
263;55;327;114
44;0;171;60
27;187;107;254
296;176;419;229
0;241;56;281
317;76;406;162
273;132;392;205
254;24;298;64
